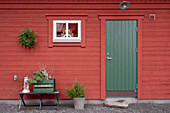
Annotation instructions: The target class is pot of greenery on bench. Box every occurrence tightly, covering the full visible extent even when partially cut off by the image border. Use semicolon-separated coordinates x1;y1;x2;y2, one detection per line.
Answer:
66;80;86;110
27;65;55;93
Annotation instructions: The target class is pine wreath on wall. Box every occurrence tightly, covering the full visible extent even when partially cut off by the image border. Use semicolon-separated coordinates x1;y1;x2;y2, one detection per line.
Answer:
19;27;37;51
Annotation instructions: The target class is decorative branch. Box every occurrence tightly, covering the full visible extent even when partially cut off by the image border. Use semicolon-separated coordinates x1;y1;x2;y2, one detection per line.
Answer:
38;63;55;79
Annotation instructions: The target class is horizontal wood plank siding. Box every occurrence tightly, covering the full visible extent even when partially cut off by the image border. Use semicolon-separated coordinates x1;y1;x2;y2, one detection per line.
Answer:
0;0;169;4
141;9;170;99
0;1;170;99
0;9;101;99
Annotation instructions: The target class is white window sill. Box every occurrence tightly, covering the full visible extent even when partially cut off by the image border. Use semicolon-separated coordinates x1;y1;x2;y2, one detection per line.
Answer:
53;39;81;42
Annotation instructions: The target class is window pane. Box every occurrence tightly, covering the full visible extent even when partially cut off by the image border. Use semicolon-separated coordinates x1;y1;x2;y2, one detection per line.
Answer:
68;23;78;37
56;23;66;37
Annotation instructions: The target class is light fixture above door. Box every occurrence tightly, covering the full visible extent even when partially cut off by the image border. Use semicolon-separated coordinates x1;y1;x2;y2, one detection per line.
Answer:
119;1;130;9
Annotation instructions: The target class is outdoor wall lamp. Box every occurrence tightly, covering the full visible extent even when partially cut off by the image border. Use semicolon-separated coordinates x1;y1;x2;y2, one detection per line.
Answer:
14;75;17;80
119;1;130;9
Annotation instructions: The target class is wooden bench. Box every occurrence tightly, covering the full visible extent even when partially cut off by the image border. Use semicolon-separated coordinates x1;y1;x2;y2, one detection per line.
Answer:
18;90;60;110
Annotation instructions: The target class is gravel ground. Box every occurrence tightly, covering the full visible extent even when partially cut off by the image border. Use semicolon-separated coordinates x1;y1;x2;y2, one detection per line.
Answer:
0;103;170;113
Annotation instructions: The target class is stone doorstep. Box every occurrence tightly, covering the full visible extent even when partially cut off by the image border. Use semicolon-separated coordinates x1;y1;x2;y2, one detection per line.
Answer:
105;99;129;108
105;97;170;104
1;98;170;105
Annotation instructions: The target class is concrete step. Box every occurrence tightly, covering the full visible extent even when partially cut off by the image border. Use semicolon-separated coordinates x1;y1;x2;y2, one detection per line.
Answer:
106;97;170;104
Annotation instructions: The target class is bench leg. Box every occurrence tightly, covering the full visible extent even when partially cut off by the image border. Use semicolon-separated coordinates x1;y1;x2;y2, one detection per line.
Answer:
18;99;22;110
55;93;60;110
20;94;26;106
38;94;43;110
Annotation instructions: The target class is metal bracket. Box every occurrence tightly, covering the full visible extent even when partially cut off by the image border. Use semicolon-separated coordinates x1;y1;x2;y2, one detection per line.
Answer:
106;57;112;60
135;48;138;53
135;83;138;92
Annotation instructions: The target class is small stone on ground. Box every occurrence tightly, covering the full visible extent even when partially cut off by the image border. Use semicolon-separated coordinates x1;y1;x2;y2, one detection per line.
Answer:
0;103;170;113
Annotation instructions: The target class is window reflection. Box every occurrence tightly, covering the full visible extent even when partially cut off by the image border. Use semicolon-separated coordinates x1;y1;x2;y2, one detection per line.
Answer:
68;23;78;37
56;23;66;37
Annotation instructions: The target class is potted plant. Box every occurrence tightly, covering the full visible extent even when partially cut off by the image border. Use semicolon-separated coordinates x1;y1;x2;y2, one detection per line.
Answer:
27;64;55;93
27;70;45;84
27;70;55;93
66;80;86;109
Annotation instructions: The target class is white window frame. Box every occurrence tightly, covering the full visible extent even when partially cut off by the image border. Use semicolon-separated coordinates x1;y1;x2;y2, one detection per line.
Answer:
53;20;81;42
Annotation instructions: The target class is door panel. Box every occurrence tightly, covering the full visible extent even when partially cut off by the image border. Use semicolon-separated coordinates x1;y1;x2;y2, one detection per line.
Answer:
105;20;137;96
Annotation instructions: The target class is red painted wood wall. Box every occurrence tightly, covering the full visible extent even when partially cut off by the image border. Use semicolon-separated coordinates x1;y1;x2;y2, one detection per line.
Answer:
0;0;170;99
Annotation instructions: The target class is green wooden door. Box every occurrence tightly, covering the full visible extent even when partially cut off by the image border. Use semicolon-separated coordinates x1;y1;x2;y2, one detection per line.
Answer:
105;20;137;96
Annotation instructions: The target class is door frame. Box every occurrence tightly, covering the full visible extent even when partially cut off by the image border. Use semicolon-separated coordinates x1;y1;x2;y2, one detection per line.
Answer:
99;15;144;99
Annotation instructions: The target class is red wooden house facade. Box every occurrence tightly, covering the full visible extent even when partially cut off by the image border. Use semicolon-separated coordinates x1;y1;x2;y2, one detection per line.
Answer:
0;0;170;100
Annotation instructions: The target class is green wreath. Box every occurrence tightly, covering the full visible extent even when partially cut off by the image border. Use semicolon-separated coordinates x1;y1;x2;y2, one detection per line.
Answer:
19;27;37;50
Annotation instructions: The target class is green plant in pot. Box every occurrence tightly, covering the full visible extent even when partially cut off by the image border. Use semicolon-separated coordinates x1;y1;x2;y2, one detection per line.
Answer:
66;80;86;110
27;70;46;84
27;70;55;93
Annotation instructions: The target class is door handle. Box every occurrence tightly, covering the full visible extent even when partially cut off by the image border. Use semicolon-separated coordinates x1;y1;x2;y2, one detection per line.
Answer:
106;57;112;60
